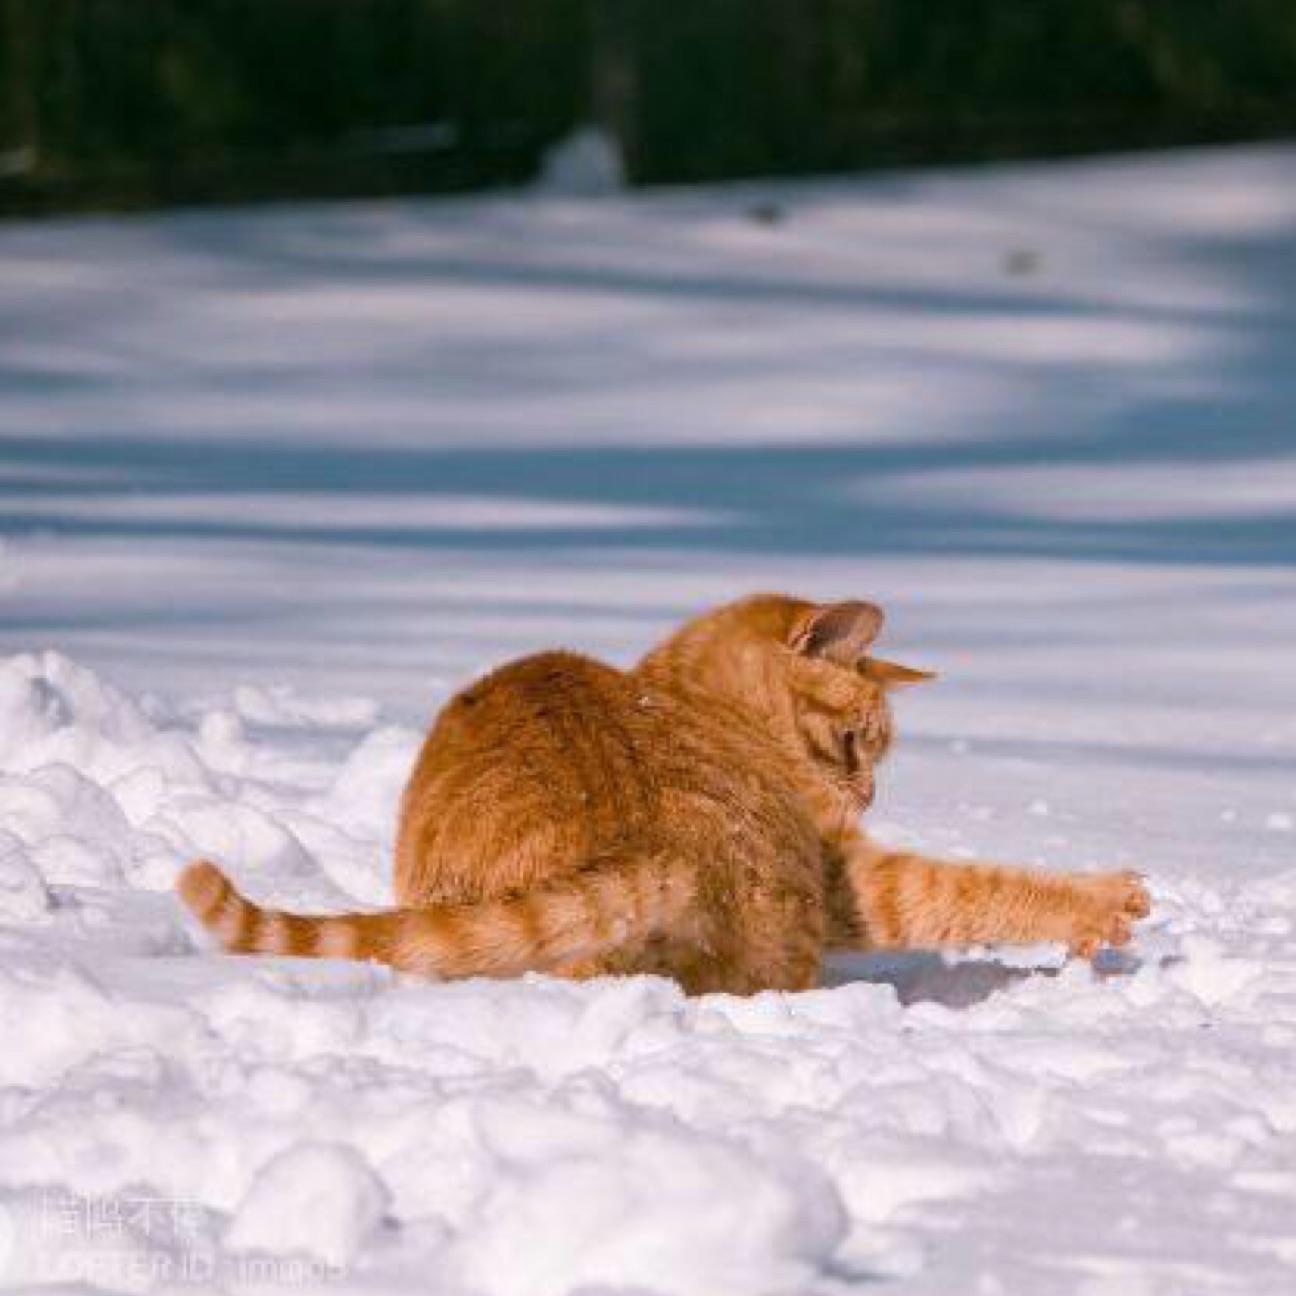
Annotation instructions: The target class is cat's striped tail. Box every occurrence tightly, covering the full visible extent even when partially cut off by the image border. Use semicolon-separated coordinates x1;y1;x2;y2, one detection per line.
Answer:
176;856;694;978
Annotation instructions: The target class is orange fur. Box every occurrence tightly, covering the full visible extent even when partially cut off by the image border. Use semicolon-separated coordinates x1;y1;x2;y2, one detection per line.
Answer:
178;594;1150;992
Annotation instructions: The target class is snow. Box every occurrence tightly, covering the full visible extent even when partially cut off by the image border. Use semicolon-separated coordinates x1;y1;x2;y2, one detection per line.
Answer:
535;126;626;197
1;142;1295;1293
225;1142;389;1269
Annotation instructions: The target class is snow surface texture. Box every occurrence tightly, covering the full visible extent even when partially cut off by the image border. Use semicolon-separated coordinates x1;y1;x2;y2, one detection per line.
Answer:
1;144;1295;1294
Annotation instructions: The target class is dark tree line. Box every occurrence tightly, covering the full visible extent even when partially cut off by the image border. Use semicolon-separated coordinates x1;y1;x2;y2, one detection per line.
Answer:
2;0;1295;214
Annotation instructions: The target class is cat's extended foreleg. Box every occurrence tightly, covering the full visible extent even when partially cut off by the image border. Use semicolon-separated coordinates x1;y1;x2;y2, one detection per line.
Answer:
831;835;1150;958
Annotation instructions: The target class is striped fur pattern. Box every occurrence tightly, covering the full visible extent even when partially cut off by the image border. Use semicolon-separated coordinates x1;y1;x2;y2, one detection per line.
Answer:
838;842;1149;959
178;593;1151;991
179;853;696;977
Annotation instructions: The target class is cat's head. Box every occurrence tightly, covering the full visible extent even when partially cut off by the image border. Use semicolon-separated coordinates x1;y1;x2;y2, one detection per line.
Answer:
778;597;933;811
640;593;934;816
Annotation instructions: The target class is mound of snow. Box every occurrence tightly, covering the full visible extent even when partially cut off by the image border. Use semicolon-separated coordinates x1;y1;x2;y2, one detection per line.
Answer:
447;1099;844;1296
226;1141;389;1268
0;652;403;908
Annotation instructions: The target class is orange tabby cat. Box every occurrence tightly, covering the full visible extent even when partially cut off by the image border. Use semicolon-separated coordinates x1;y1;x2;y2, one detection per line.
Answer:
179;594;1149;994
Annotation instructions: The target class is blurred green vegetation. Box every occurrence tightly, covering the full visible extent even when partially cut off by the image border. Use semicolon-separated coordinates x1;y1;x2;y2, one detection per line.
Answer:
2;0;1295;214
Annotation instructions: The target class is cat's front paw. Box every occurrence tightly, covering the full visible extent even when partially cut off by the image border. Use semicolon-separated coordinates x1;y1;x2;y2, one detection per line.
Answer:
1068;870;1151;959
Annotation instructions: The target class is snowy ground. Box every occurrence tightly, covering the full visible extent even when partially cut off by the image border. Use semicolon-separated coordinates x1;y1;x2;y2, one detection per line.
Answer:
1;143;1295;1294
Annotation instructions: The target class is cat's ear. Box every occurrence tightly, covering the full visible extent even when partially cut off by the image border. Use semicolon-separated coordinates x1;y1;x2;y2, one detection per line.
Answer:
789;600;884;665
861;656;937;689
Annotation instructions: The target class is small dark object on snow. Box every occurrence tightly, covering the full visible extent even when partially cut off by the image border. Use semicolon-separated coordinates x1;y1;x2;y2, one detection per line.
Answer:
1002;247;1041;276
748;201;786;226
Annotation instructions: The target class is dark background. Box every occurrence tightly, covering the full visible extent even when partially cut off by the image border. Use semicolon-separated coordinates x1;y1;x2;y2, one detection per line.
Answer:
3;0;1296;216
